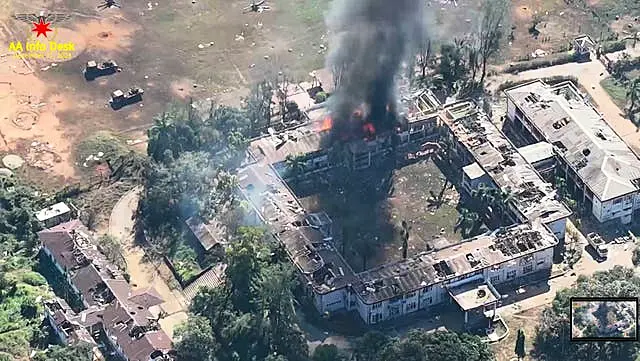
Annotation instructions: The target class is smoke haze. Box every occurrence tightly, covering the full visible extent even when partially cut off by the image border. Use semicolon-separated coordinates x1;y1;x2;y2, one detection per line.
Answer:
324;0;425;140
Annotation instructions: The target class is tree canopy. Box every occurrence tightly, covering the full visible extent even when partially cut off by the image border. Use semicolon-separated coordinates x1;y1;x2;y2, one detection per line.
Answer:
353;329;495;361
174;226;308;361
534;266;640;361
32;343;94;361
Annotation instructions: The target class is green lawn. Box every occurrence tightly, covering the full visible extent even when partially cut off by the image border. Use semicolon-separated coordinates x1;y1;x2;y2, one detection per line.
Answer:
600;76;628;110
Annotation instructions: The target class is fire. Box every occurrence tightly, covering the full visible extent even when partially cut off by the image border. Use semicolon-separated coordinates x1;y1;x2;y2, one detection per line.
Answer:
319;115;333;131
362;123;375;139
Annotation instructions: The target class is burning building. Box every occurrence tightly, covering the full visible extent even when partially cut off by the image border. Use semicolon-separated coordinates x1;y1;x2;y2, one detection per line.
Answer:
235;88;574;326
323;0;425;142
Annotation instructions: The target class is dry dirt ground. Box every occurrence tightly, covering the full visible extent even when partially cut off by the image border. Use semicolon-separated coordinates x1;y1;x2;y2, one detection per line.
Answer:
0;0;328;188
108;186;188;340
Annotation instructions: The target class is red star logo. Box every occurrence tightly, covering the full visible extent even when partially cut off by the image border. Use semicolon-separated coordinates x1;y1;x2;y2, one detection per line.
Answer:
31;18;52;38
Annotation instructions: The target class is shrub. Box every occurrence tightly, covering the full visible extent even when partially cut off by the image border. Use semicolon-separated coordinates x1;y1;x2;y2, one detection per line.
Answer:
601;40;626;54
19;271;46;286
505;52;576;74
315;91;327;103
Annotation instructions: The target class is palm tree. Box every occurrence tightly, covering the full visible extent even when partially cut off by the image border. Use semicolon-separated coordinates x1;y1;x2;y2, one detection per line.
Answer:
555;176;567;199
626;78;640;120
456;208;481;238
284;154;306;178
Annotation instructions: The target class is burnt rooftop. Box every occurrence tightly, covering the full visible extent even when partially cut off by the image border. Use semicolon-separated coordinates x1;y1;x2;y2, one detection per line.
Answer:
442;101;572;224
237;155;358;294
505;80;640;202
354;220;557;304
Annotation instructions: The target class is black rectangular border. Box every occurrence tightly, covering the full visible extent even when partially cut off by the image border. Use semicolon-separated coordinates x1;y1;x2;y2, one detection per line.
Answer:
570;297;639;342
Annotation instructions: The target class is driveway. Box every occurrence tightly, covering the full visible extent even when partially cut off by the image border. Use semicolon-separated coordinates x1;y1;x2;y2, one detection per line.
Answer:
109;186;188;339
487;45;640;154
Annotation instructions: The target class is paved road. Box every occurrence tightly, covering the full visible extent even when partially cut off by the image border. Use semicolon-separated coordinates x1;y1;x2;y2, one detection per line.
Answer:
487;45;640;154
109;186;188;339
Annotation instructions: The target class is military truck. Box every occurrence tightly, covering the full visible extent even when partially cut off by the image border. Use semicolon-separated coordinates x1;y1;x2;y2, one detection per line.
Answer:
84;60;121;80
587;232;608;260
109;87;143;110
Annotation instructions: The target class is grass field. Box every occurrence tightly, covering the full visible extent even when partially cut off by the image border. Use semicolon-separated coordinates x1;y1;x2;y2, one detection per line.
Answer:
600;76;628;109
298;159;463;272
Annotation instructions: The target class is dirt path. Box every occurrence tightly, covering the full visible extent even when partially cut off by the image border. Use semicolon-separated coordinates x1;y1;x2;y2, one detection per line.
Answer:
487;45;640;154
108;185;188;340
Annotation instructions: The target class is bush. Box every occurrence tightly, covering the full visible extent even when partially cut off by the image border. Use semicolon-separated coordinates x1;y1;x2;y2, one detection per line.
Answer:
19;271;46;286
633;246;640;266
505;52;577;74
601;40;626;54
75;131;130;170
315;91;327;103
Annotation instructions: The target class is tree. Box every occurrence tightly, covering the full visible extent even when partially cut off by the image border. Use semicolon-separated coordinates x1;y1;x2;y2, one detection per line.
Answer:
626;78;640;119
416;38;433;80
140;151;232;235
515;329;526;360
353;331;390;361
401;220;411;259
455;208;481;238
439;39;469;92
375;330;495;361
32;343;94;361
174;316;219;361
182;226;307;361
312;344;345;361
533;266;640;361
478;0;509;83
245;80;274;137
97;234;126;270
257;263;308;360
284;154;307;178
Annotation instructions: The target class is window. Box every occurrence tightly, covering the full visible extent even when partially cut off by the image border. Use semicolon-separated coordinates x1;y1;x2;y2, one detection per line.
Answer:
490;275;500;283
422;285;432;294
372;302;382;310
406;291;416;298
523;264;534;274
425;296;433;305
537;259;545;265
506;270;517;280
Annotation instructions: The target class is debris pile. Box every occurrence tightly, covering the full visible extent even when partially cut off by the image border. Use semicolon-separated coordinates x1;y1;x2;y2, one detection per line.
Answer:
25;141;61;170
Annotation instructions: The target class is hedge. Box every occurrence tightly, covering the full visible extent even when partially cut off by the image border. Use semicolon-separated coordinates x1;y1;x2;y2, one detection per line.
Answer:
505;52;577;74
601;40;626;54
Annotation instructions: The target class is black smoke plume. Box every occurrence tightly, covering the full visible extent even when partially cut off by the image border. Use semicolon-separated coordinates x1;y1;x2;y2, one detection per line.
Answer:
324;0;424;141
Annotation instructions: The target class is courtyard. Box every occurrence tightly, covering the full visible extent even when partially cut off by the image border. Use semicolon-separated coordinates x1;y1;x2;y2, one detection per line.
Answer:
296;157;465;272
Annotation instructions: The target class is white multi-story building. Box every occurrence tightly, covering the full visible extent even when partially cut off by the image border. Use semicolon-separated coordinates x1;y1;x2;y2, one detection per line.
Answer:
441;101;572;243
505;80;640;225
236;98;564;326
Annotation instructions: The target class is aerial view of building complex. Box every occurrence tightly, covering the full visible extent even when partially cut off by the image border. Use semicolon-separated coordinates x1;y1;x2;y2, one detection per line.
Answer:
1;0;640;360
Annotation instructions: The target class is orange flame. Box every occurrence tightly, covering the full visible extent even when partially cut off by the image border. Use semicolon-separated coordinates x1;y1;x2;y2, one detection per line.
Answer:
363;123;375;138
319;115;333;131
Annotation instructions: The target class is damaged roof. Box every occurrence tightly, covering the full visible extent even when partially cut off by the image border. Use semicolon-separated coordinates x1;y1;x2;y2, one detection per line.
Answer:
505;80;640;202
237;153;358;294
442;100;572;224
354;220;557;304
248;119;329;169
